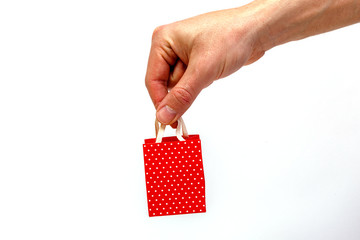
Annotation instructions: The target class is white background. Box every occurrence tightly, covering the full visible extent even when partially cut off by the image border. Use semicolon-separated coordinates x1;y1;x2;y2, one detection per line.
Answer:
1;0;359;239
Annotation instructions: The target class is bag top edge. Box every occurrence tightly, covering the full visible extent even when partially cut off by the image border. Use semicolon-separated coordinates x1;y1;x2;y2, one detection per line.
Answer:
144;134;200;144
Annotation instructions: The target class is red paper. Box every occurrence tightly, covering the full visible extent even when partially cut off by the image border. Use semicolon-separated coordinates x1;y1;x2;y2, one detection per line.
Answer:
143;135;206;217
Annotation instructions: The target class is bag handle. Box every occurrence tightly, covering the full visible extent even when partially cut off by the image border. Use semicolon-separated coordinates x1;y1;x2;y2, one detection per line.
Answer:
155;117;189;143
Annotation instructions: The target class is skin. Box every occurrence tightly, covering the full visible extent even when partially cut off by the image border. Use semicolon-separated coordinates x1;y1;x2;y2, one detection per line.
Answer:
145;0;360;125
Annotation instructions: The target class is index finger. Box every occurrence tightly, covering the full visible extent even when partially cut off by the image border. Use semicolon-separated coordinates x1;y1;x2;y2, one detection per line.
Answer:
145;35;178;109
145;45;169;109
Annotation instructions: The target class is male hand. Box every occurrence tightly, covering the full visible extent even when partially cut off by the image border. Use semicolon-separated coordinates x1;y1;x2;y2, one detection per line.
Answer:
145;5;266;125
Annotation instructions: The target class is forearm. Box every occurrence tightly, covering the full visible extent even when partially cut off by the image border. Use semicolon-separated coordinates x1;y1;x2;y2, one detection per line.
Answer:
249;0;360;51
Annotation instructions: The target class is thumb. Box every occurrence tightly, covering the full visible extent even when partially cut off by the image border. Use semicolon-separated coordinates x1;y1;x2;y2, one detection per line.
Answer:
156;66;203;125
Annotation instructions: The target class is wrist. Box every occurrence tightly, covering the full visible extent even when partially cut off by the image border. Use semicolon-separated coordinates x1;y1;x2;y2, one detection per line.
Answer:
231;1;279;54
242;0;292;52
251;0;323;50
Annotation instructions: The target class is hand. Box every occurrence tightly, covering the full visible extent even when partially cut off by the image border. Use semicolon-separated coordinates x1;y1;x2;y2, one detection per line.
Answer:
145;5;266;125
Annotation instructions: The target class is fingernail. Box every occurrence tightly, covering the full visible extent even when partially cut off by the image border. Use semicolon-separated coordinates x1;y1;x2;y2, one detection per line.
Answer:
157;105;176;124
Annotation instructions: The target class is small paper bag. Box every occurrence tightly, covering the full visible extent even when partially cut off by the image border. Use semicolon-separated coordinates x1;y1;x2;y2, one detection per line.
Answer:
143;118;206;217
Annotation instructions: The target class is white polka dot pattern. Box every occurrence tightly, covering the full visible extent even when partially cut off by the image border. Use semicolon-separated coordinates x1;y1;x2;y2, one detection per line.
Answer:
143;134;206;217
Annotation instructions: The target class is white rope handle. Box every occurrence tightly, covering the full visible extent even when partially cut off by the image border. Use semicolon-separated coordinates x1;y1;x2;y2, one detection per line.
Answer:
155;117;189;143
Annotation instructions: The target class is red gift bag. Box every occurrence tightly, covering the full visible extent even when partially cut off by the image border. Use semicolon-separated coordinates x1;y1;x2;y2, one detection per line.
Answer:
143;118;206;217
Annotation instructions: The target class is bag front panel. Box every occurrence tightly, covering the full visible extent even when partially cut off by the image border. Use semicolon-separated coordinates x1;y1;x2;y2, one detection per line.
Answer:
143;138;206;217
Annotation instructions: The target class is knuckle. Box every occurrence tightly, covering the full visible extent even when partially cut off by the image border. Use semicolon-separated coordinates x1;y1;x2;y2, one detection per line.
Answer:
152;25;167;40
171;86;194;106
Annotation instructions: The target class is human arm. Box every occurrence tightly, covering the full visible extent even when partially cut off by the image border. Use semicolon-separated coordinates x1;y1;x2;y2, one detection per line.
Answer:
145;0;360;125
